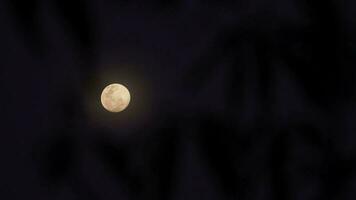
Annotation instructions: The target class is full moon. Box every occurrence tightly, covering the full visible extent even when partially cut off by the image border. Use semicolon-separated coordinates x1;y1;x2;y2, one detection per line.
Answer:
101;83;131;112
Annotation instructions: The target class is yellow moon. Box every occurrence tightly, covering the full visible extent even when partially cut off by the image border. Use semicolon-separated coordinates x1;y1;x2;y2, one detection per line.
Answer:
101;83;131;112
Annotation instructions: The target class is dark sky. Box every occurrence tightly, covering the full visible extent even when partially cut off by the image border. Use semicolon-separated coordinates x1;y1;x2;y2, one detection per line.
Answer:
1;0;356;199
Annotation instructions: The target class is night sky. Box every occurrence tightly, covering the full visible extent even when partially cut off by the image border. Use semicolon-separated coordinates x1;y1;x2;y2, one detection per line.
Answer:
1;0;356;199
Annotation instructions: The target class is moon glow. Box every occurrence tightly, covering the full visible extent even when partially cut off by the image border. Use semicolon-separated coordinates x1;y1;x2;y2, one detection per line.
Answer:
101;83;131;112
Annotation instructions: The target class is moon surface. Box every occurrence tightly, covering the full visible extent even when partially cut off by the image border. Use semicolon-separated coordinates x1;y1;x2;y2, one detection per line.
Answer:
101;83;131;112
